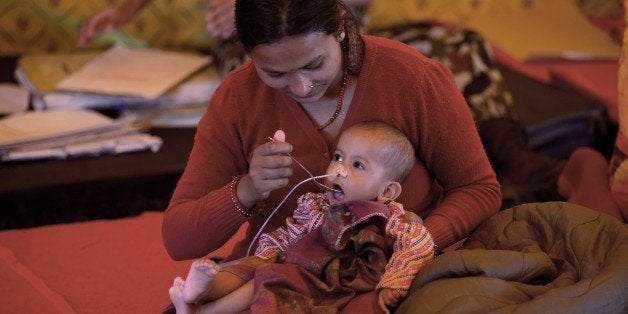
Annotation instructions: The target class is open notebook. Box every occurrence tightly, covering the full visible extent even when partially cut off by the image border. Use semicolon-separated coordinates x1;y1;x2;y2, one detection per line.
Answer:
55;45;211;99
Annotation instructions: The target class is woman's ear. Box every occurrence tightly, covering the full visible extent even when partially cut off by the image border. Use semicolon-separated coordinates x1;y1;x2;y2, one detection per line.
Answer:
377;181;402;203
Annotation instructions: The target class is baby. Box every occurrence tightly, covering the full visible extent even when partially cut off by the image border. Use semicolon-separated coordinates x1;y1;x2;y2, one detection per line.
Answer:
169;121;435;313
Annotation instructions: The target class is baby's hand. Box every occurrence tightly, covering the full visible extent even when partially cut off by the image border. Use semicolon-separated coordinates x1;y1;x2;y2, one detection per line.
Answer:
377;288;407;313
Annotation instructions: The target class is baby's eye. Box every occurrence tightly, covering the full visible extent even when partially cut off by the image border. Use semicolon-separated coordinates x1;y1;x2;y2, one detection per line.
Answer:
332;153;343;162
352;161;365;170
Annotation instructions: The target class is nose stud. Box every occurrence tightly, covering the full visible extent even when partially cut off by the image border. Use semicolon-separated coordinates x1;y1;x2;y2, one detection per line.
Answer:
308;84;315;89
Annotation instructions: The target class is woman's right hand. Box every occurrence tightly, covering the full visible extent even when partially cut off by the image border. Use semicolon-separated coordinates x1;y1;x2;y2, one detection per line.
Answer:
237;130;293;208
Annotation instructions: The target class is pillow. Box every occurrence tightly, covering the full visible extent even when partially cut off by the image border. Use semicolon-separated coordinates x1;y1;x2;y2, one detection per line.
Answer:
366;0;621;61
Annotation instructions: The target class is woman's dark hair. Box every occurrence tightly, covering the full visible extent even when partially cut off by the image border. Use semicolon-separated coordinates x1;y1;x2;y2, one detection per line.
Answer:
235;0;351;51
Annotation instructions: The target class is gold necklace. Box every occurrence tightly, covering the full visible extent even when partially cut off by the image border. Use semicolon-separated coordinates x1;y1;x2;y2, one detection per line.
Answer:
317;69;348;131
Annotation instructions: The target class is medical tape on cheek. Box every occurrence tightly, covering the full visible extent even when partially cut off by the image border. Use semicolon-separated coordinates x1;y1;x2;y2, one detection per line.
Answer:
332;163;348;178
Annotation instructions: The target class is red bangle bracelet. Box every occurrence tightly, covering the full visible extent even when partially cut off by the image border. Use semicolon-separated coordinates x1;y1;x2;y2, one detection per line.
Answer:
229;175;252;218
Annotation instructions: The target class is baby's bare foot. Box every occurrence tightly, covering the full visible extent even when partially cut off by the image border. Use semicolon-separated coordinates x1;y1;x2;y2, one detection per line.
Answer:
169;277;196;314
182;257;220;303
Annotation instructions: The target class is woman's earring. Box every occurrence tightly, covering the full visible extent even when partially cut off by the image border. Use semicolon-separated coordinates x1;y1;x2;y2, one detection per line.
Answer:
338;30;346;42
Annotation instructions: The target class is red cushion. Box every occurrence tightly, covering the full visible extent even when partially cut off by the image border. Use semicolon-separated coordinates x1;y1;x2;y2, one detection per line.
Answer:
0;212;245;313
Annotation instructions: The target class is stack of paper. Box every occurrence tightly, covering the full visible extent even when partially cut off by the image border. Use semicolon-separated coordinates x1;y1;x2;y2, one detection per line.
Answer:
14;45;219;111
0;83;29;115
0;109;162;162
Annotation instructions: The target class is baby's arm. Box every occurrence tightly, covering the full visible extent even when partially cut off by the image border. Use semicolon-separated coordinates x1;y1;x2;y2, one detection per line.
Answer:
376;202;435;311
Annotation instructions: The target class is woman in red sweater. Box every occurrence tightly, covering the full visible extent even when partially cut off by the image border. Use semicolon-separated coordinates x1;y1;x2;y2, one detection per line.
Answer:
164;0;499;261
162;0;500;311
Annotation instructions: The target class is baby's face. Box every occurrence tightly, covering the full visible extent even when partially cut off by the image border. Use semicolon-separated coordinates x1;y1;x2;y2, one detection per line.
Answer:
325;128;389;205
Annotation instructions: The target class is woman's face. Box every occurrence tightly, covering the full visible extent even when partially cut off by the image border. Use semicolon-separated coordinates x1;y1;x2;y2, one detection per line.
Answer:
250;32;343;104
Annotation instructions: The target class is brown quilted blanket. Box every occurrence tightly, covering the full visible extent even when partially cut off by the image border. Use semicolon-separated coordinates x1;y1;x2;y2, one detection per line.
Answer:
397;202;628;313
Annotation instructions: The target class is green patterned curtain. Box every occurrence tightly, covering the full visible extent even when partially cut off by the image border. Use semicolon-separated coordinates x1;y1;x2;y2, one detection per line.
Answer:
0;0;215;55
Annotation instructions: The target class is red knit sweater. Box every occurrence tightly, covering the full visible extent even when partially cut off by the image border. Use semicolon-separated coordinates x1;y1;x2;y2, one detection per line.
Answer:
163;35;501;260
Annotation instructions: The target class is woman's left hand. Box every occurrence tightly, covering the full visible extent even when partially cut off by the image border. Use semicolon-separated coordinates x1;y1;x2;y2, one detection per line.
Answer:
236;130;293;208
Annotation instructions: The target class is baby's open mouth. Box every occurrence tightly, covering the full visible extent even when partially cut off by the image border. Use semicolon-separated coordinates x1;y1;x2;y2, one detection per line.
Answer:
330;184;345;202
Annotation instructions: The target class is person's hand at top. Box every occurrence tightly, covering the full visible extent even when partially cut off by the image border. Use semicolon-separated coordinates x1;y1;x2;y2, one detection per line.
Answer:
79;0;371;45
78;7;121;46
77;0;150;46
205;0;236;40
236;130;294;208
